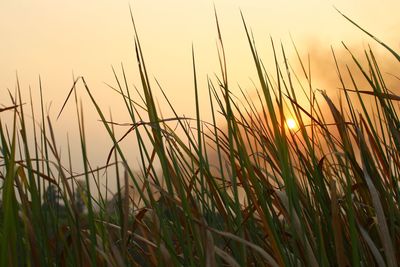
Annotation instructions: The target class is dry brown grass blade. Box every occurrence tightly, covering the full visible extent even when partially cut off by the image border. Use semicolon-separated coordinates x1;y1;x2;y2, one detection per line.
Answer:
14;161;58;184
330;180;347;267
234;163;285;266
360;141;397;267
0;104;20;113
85;234;121;267
341;88;400;101
96;219;157;248
109;241;126;267
96;218;161;266
122;169;130;257
358;223;386;267
143;208;173;265
360;117;391;182
284;92;325;129
320;91;354;155
131;208;149;232
204;223;217;267
214;247;240;267
275;190;318;267
206;227;280;267
21;215;40;267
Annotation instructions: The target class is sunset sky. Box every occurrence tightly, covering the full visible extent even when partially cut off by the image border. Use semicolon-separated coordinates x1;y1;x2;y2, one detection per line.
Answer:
1;1;399;178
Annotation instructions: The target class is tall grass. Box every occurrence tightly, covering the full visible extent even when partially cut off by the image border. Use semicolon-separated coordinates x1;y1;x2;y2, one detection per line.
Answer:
1;10;400;266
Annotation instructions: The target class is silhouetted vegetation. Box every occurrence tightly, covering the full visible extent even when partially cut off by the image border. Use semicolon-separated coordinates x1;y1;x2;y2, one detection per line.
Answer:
1;9;400;266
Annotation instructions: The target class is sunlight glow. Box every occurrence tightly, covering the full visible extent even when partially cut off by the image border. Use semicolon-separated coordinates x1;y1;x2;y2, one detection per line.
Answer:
286;118;297;130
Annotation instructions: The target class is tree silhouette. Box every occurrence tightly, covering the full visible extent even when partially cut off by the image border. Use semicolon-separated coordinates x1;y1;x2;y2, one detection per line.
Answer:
43;184;62;210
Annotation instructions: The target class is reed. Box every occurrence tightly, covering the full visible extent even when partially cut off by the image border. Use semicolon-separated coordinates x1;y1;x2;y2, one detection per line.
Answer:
0;10;399;266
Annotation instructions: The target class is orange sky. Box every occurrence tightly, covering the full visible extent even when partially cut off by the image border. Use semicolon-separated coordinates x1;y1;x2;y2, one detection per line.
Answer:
1;1;399;181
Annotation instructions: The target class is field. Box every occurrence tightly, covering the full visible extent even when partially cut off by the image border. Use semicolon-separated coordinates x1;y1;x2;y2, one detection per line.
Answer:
1;11;400;266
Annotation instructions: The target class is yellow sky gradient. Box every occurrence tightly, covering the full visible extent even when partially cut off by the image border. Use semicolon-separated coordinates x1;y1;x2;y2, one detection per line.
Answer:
1;1;399;178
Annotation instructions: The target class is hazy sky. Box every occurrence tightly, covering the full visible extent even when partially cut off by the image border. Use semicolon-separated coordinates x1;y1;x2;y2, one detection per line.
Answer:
1;1;399;181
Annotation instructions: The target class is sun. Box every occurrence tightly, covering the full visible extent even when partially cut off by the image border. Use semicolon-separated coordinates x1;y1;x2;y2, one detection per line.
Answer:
286;118;297;130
